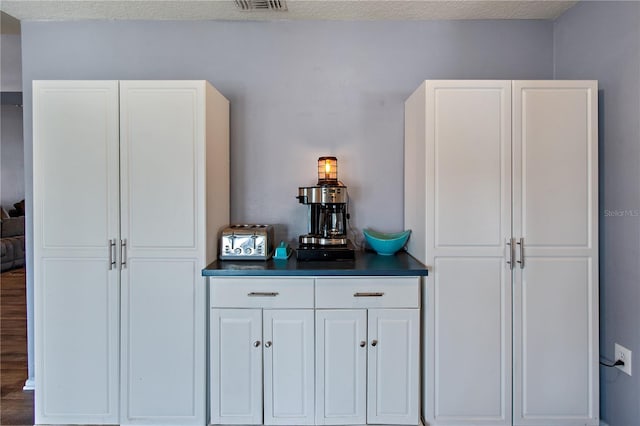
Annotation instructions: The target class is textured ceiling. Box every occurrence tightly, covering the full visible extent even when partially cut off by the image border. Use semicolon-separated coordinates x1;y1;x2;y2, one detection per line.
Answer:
0;0;578;22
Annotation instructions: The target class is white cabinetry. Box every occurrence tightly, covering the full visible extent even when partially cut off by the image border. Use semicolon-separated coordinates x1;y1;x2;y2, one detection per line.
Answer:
511;81;598;426
367;308;420;425
211;309;263;425
315;309;367;425
404;80;598;426
209;276;421;426
34;80;120;425
33;80;229;426
315;277;420;426
210;278;315;426
264;309;315;425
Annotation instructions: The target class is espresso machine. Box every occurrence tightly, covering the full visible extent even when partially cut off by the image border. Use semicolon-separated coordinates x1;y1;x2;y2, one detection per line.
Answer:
296;156;355;261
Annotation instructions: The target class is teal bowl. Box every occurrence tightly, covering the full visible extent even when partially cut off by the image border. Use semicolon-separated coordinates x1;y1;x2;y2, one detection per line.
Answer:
363;229;411;256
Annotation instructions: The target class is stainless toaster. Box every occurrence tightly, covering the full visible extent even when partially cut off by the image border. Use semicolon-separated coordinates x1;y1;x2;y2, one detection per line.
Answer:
219;224;275;260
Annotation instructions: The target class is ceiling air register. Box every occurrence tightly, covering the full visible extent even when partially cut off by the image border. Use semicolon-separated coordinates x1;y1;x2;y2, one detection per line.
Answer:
234;0;287;11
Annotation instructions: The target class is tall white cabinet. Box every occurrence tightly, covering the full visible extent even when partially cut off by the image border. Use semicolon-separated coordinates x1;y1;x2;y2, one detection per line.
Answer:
33;80;229;425
404;80;598;426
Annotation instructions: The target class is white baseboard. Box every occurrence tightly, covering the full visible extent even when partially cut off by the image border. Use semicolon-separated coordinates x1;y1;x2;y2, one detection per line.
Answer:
23;377;35;391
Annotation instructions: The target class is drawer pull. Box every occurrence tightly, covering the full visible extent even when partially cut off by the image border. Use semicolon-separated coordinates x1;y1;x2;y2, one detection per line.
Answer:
371;339;378;347
247;292;279;297
265;341;272;348
253;340;261;347
359;341;366;348
354;292;385;297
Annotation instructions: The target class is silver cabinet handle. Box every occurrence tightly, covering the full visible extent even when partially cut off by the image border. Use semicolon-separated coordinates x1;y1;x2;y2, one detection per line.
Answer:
371;340;378;347
109;239;116;270
354;292;384;297
247;292;279;297
517;237;525;269
506;238;515;270
120;239;127;269
253;341;261;347
265;341;272;348
359;341;366;348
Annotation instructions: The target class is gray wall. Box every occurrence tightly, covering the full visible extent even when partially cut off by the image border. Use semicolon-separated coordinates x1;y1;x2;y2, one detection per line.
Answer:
1;104;24;207
1;34;22;91
21;19;553;240
1;34;24;208
554;2;640;425
20;18;554;389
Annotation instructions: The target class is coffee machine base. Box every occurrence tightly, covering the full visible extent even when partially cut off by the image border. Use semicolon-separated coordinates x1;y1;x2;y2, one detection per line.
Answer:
296;242;356;261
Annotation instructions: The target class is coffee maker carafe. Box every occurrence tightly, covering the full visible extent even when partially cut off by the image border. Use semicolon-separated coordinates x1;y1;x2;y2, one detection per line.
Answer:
296;157;355;261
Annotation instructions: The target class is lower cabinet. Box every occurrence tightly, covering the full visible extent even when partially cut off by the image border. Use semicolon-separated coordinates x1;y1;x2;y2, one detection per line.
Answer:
208;276;421;426
210;308;315;425
209;277;316;426
314;277;420;426
315;309;419;425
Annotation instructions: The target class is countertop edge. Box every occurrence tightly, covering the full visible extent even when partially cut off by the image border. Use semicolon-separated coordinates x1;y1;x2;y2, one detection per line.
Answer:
201;251;429;277
202;269;428;277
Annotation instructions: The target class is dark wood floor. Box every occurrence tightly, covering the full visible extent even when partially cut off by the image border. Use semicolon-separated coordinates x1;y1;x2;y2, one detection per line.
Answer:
1;267;34;425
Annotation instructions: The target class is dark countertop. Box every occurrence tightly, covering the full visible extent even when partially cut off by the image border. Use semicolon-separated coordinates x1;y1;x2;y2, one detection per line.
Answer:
202;250;428;277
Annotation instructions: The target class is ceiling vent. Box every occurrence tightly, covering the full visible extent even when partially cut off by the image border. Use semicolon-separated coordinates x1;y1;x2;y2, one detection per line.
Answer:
234;0;288;11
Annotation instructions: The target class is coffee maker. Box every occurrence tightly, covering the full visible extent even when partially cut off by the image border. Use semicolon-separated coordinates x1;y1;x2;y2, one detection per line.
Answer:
296;156;355;261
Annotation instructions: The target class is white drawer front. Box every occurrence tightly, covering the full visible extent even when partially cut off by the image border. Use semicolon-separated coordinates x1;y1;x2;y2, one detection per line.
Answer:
209;277;314;308
315;277;420;309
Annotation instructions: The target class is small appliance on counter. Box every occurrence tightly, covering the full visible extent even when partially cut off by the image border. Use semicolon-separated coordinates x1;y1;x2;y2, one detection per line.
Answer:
296;156;355;261
219;224;275;260
273;241;293;260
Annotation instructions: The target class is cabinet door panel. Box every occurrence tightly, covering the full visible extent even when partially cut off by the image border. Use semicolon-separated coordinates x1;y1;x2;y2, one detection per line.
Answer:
418;81;512;426
514;83;596;249
121;259;205;425
264;310;315;425
211;309;263;425
119;81;208;425
33;81;120;251
516;258;592;420
513;81;599;426
367;309;419;425
315;310;367;425
431;258;511;424
37;259;119;424
120;81;203;253
431;83;511;249
33;80;120;425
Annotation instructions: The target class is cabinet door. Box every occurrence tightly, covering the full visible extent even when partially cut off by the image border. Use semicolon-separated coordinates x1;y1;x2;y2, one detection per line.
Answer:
367;309;419;425
263;310;315;425
315;310;367;425
119;80;205;255
119;81;207;425
33;80;120;425
512;81;599;426
414;80;513;425
120;260;204;424
211;309;263;425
